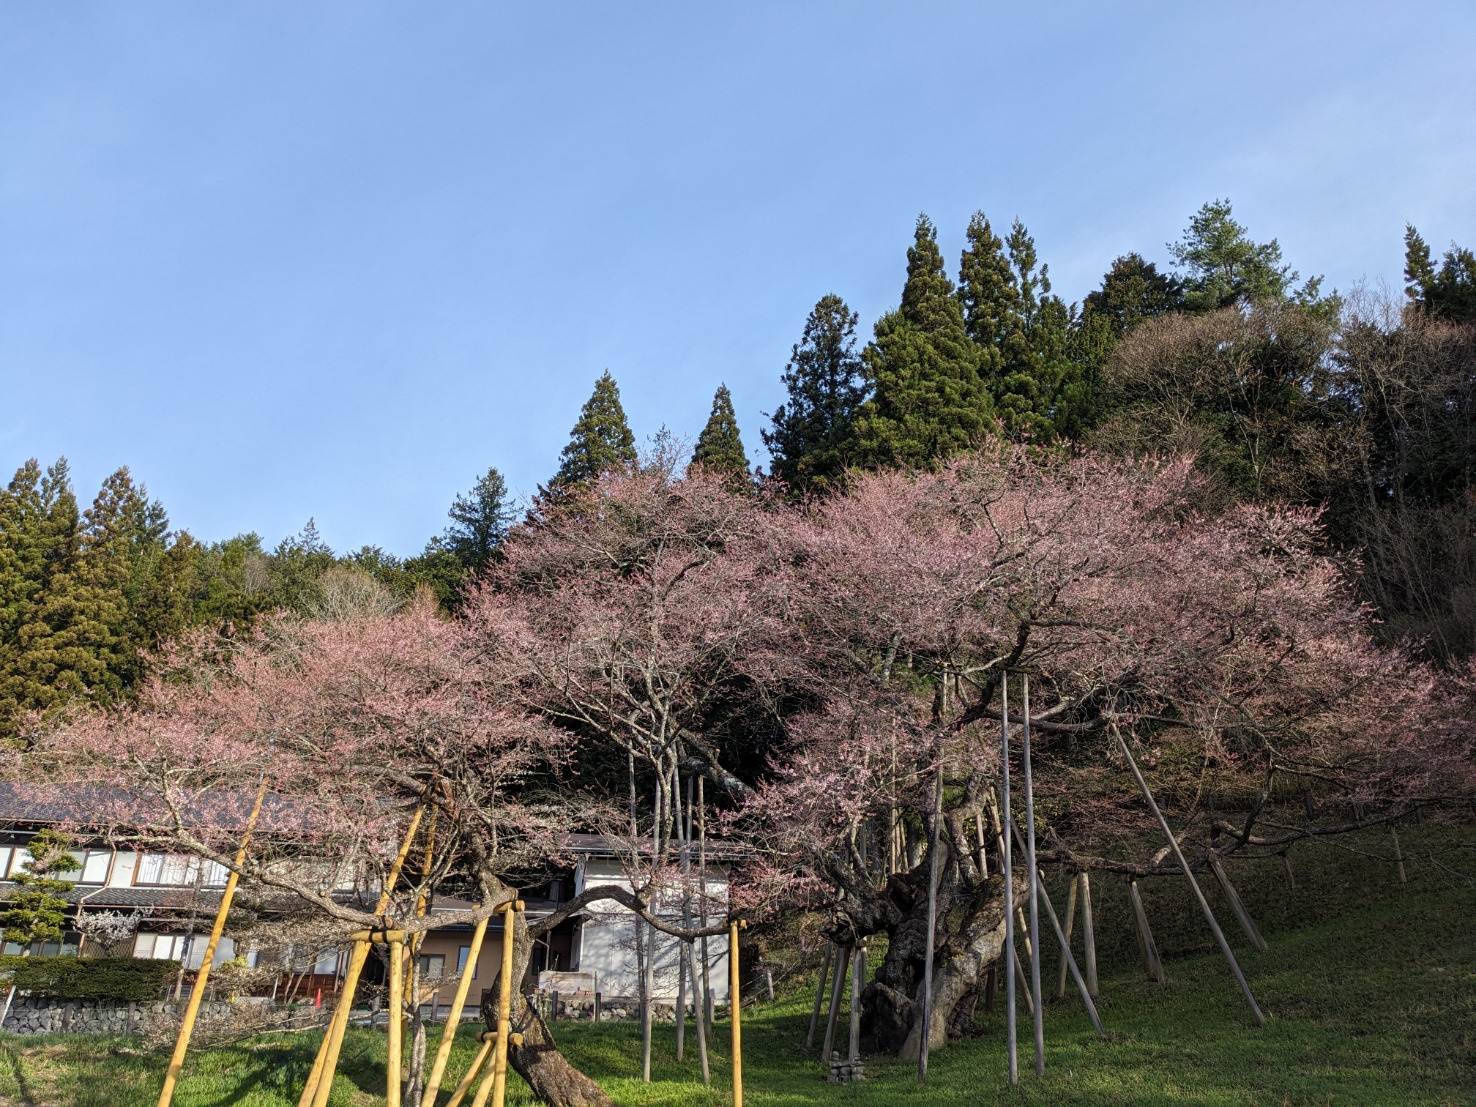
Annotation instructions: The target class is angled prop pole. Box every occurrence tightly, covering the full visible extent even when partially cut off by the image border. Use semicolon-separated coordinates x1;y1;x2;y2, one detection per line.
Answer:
1020;675;1045;1076
489;897;525;1107
1113;725;1265;1027
999;674;1018;1086
301;804;426;1107
158;778;268;1107
419;914;492;1107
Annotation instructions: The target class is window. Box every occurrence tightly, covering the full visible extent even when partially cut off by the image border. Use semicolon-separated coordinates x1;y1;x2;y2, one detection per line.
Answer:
78;851;112;885
135;854;217;887
418;954;445;982
314;950;341;975
457;945;473;977
134;933;190;961
0;847;12;879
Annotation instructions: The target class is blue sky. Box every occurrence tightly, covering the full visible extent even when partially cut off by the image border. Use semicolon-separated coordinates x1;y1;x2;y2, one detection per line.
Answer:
3;2;1473;556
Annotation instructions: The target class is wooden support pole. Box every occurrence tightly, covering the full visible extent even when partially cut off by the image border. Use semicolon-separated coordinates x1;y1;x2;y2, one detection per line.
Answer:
419;915;491;1107
847;943;865;1065
1390;824;1408;884
686;939;710;1084
442;1036;494;1107
806;942;833;1049
387;938;405;1107
1079;872;1098;998
1209;857;1267;951
730;919;745;1107
1020;675;1044;1077
301;805;426;1107
489;899;521;1107
1128;880;1166;983
158;780;267;1107
1011;947;1035;1016
1055;874;1079;999
1115;726;1264;1026
820;943;847;1061
1033;870;1104;1036
999;674;1018;1086
918;753;944;1085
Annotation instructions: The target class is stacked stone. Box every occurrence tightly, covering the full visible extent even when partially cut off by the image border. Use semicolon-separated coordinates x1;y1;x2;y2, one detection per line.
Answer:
2;997;239;1036
827;1051;865;1083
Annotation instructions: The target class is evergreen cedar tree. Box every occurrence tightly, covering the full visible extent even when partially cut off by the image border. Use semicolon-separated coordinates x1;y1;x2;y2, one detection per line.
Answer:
20;455;1476;1077
851;215;990;468
0;829;80;949
762;293;866;496
443;466;514;570
690;384;751;485
1405;224;1476;323
542;370;638;495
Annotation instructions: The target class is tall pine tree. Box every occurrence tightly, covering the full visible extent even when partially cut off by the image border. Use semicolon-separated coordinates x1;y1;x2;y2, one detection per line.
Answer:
851;216;989;468
444;467;514;570
692;385;751;485
1405;225;1476;323
543;371;638;495
763;295;867;495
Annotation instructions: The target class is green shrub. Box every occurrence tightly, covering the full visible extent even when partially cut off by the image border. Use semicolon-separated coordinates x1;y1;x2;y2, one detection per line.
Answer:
0;955;174;1002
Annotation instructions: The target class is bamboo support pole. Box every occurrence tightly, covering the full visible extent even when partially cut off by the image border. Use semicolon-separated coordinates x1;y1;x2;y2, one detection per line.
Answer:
1032;869;1103;1035
1020;675;1044;1077
1055;875;1079;999
806;942;832;1049
157;780;268;1107
419;915;491;1107
918;753;944;1084
442;1035;494;1107
1209;857;1267;951
489;900;523;1107
730;919;745;1107
301;805;426;1107
387;938;405;1107
1115;727;1263;1025
1000;674;1018;1086
1390;824;1408;884
1080;872;1098;997
1011;947;1034;1016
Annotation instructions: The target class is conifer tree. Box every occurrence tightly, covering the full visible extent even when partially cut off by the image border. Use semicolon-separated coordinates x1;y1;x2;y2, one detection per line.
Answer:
851;216;989;468
0;459;122;735
1405;225;1476;323
1170;199;1330;313
691;384;751;486
444;467;514;570
544;371;638;494
958;213;1086;440
1082;253;1183;337
763;294;867;495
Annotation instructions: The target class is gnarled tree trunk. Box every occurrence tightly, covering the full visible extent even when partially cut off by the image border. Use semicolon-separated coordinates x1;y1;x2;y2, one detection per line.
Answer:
480;911;615;1107
855;852;1021;1059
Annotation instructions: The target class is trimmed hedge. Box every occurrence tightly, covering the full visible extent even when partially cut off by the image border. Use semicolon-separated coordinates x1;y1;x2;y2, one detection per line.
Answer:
0;955;174;1002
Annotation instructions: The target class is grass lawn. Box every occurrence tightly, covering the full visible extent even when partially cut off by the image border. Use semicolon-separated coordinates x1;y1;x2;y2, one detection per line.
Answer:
0;885;1471;1106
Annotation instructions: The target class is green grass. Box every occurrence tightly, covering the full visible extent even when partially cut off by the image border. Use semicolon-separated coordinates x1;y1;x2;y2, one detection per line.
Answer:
0;882;1472;1105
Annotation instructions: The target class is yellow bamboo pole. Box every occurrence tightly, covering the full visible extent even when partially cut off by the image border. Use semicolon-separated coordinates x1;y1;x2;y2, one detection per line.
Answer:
730;919;746;1107
157;780;269;1107
443;1034;495;1107
387;937;405;1107
299;805;426;1107
488;899;523;1107
419;915;491;1107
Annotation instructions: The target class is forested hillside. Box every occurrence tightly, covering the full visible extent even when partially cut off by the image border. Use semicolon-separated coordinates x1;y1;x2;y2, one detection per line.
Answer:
3;200;1472;739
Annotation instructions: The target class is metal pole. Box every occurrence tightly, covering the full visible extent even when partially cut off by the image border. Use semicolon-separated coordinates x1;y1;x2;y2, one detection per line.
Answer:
917;753;943;1084
1021;674;1045;1076
729;919;745;1107
1113;725;1266;1026
158;780;267;1107
419;914;491;1107
1000;674;1017;1085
